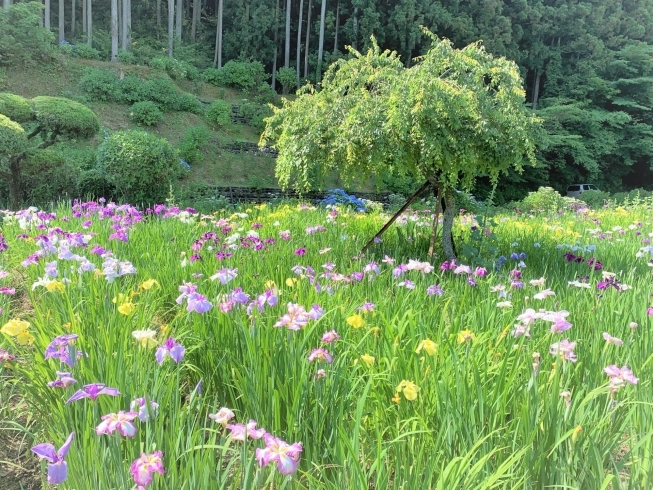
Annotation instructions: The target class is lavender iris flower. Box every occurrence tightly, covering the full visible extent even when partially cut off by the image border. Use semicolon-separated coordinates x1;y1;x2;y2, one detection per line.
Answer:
155;338;185;365
31;432;75;484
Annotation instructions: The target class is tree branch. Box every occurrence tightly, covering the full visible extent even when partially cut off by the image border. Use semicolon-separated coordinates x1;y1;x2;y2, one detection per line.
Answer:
27;125;44;140
37;130;60;149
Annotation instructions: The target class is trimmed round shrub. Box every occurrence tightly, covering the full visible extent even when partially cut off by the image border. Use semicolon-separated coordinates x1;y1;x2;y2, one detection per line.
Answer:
206;99;231;127
0;114;28;157
118;75;148;104
98;130;180;204
239;101;272;131
129;101;163;126
0;93;33;122
143;77;181;111
21;149;79;204
202;61;269;91
521;186;566;213
79;68;120;101
176;93;203;114
32;96;100;138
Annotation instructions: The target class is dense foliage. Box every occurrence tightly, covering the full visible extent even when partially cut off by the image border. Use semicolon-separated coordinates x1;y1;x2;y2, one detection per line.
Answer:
97;130;181;204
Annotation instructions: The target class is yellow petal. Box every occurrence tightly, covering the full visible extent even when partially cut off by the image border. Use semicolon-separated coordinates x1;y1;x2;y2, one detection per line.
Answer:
118;302;136;315
347;314;365;329
16;330;35;346
1;319;30;336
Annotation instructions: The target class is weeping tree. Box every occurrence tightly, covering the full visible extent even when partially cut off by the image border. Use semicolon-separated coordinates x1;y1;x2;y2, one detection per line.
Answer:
262;32;539;259
0;93;99;208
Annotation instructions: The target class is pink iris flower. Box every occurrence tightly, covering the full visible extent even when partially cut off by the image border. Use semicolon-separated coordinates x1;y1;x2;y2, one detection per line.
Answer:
549;339;577;362
130;397;160;422
321;330;340;343
226;420;266;441
308;348;333;364
47;371;77;388
31;432;75;484
96;411;139;437
256;434;303;475
274;303;309;330
602;332;623;346
130;451;165;488
604;365;638;392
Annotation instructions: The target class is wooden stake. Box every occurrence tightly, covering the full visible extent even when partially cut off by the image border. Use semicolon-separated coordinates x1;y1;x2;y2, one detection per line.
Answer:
361;181;431;254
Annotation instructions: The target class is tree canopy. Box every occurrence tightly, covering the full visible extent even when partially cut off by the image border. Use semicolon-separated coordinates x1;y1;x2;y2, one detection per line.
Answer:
263;33;539;192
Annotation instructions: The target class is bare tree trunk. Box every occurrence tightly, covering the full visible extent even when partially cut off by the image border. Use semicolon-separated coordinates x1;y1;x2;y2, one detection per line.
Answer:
333;0;339;54
316;0;326;82
45;0;51;31
271;0;279;89
58;0;64;42
2;0;9;12
303;0;311;79
111;0;118;61
428;184;443;259
168;0;174;56
532;69;541;110
86;0;92;46
71;0;75;38
175;0;182;42
296;0;303;85
121;0;127;50
442;188;457;260
213;0;223;67
352;6;358;50
156;0;161;28
82;0;86;33
126;0;131;49
191;0;199;41
284;0;291;68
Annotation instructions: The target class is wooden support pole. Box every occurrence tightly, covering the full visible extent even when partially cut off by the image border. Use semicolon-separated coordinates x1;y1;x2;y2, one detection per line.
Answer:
361;181;430;254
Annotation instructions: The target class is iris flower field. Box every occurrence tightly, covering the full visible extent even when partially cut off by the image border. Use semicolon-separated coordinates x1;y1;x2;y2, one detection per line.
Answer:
1;198;652;489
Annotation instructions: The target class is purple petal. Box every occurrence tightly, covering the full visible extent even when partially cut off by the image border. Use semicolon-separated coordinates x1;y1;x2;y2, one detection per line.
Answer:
98;387;120;397
47;461;68;484
31;443;57;463
169;344;185;363
65;390;89;404
56;432;75;460
155;346;167;365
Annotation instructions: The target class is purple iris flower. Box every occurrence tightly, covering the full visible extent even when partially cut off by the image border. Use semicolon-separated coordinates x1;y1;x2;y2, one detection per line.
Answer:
48;371;77;388
426;284;444;296
230;288;250;305
45;334;80;367
308;304;325;320
45;261;58;277
186;293;213;313
31;432;75;484
66;383;120;404
155;338;185;365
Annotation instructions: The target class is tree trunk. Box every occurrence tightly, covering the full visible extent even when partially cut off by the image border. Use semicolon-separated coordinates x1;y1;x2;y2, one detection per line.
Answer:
303;0;311;79
9;158;22;210
271;0;279;89
168;0;174;56
111;0;118;60
45;0;51;30
120;0;127;50
532;69;541;110
58;0;64;42
213;0;223;67
71;0;75;38
352;6;358;50
156;0;161;28
82;0;86;33
296;0;303;85
316;0;326;82
2;0;9;11
284;0;291;68
428;184;443;259
333;0;339;54
126;0;131;49
86;0;91;46
175;0;182;42
442;188;457;260
191;0;199;41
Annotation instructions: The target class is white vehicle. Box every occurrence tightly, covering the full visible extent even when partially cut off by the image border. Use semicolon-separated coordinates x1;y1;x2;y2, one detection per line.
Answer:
566;184;599;198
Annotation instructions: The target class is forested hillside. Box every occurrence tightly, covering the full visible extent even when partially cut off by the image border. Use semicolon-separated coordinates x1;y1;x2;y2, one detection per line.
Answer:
2;0;653;201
